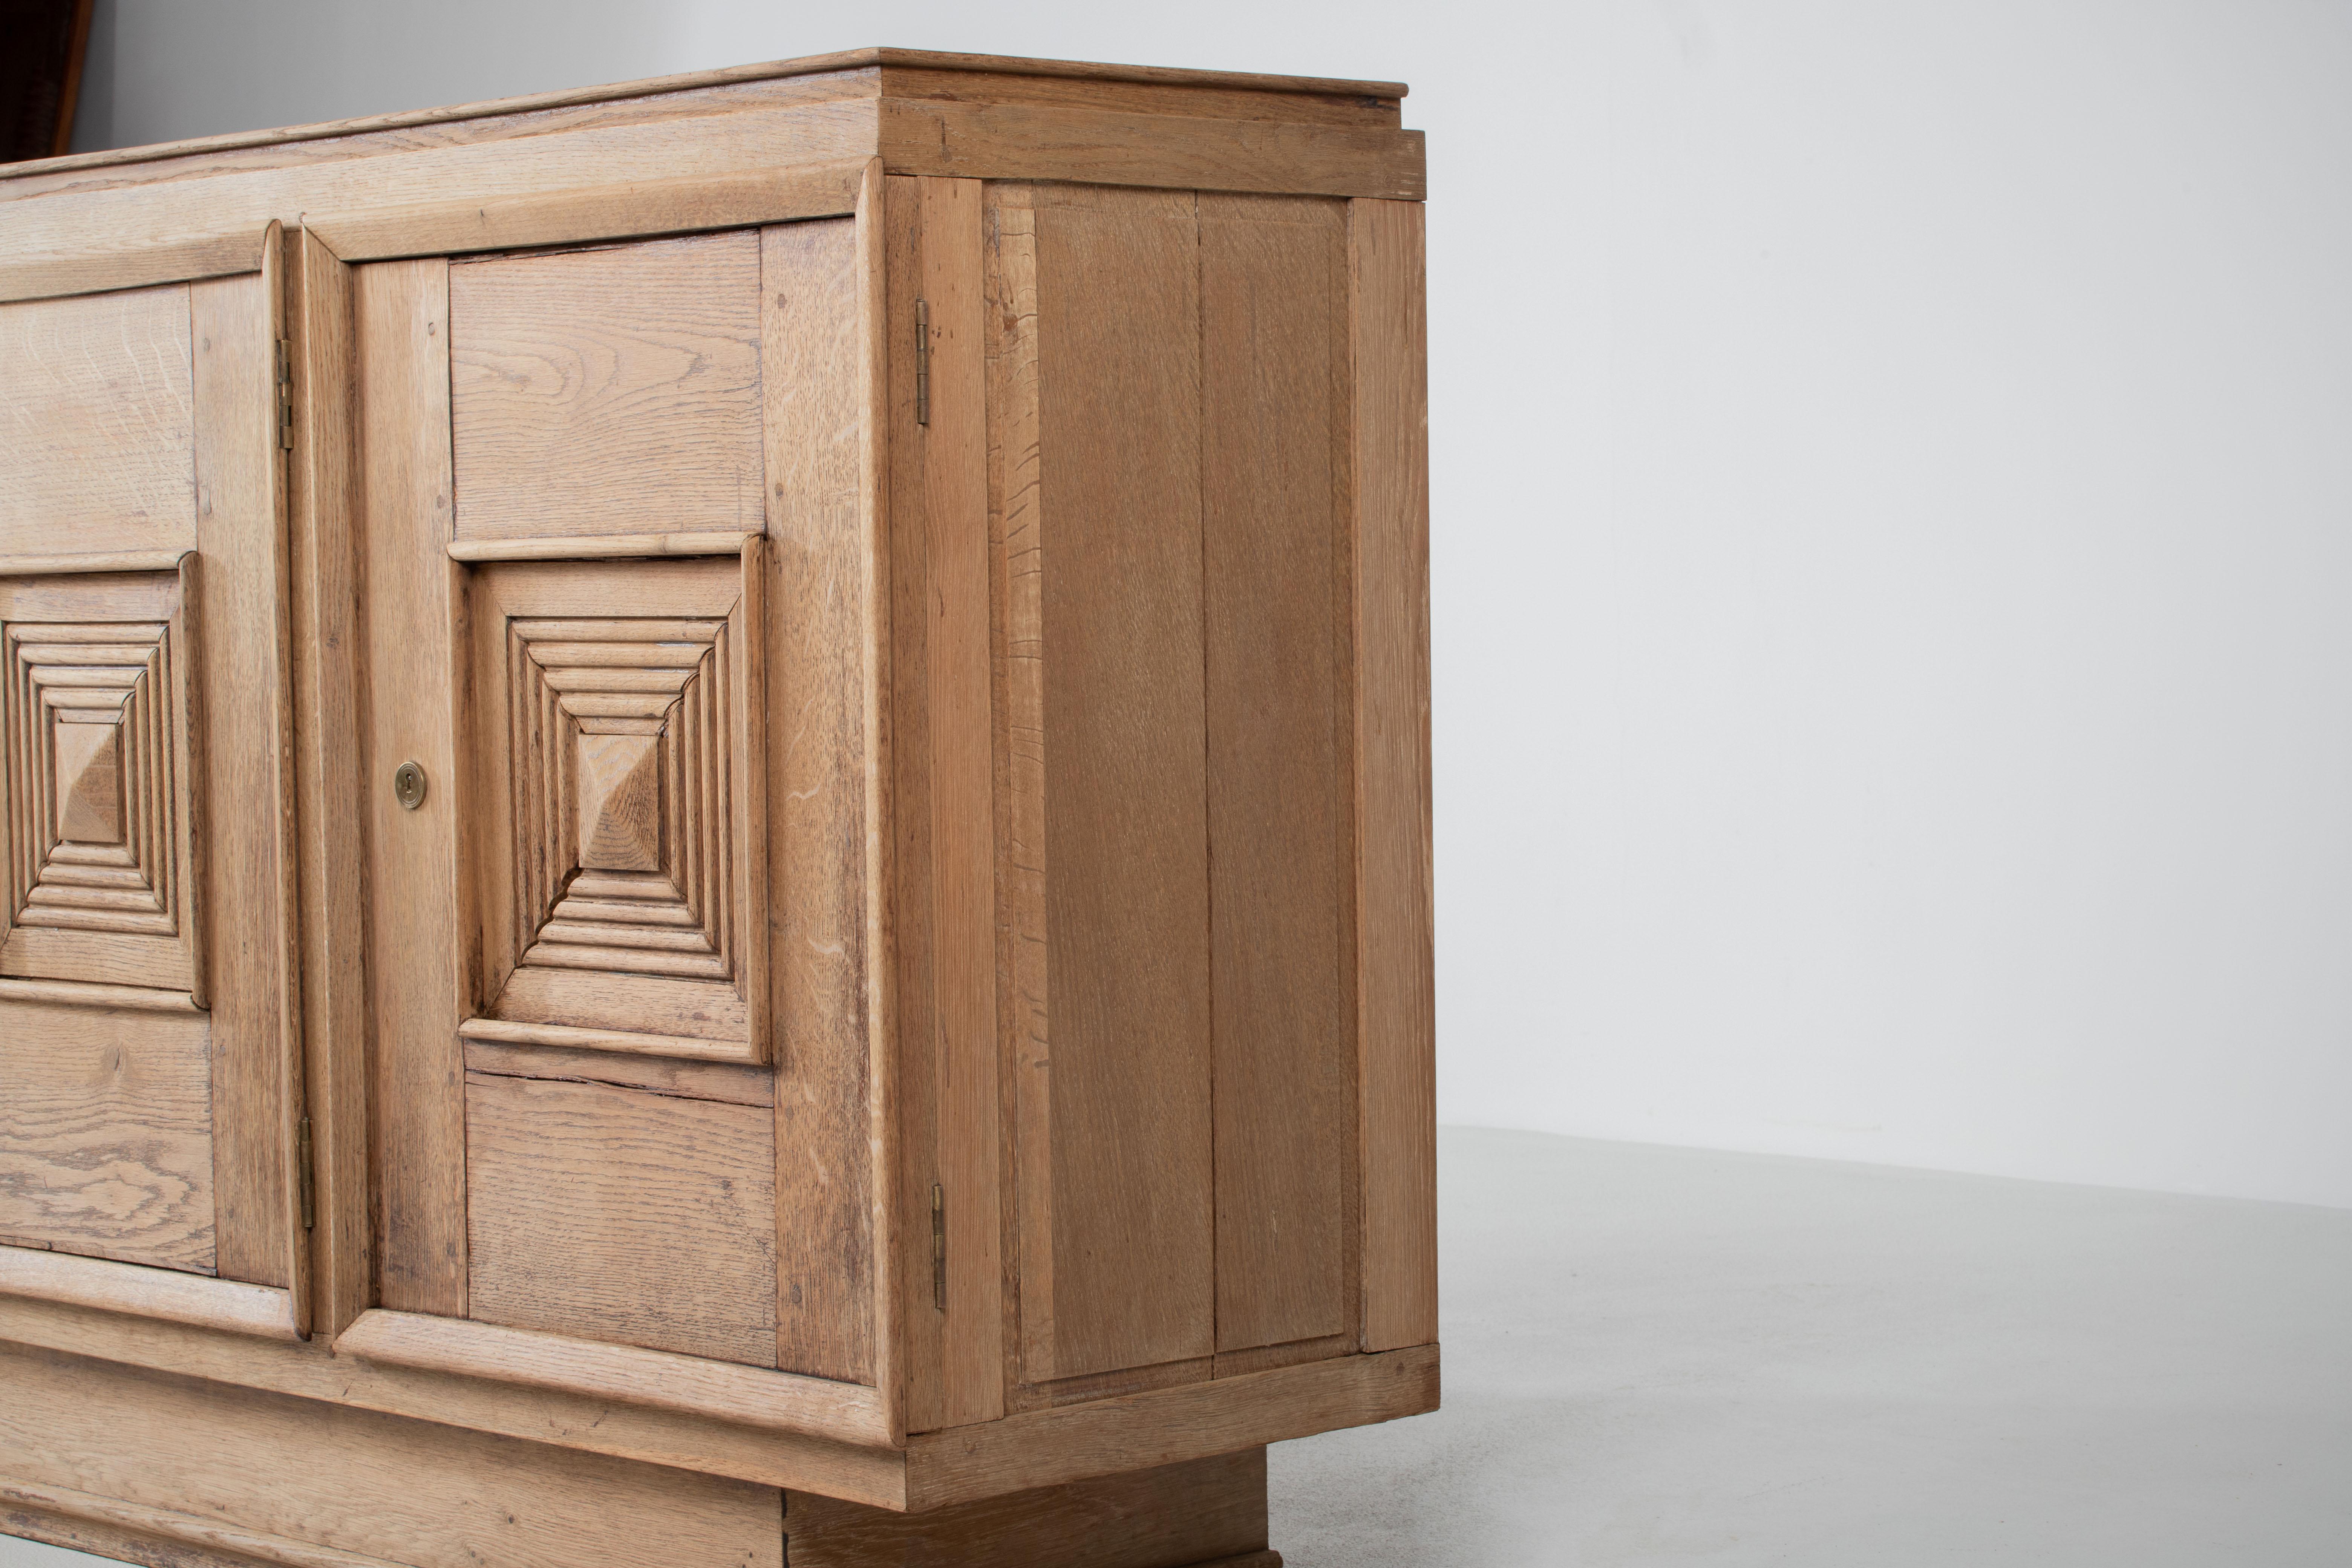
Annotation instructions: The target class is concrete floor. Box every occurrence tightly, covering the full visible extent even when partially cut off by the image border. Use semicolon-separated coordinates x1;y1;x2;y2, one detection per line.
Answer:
6;1125;2349;1566
1271;1127;2352;1565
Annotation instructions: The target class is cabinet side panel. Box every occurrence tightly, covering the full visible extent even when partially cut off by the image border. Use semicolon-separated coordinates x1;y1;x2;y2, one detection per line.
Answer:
0;1340;784;1568
191;268;295;1290
0;285;196;558
1031;186;1214;1381
0;1005;213;1271
763;215;877;1384
354;256;469;1319
1349;198;1436;1352
1200;194;1355;1355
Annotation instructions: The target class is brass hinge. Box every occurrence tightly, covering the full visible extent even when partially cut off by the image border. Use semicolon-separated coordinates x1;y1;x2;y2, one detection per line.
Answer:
914;298;931;427
275;338;296;451
930;1182;946;1311
297;1115;315;1232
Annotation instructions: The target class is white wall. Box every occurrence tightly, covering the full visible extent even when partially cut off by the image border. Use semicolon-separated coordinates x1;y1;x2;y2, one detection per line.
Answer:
70;1;2352;1208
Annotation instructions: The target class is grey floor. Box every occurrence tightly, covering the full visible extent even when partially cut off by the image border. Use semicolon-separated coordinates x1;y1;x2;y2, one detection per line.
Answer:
6;1126;2350;1566
1272;1127;2352;1565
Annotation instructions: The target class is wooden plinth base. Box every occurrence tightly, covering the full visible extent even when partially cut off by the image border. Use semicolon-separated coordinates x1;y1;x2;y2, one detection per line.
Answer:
2;1340;1285;1568
786;1449;1280;1566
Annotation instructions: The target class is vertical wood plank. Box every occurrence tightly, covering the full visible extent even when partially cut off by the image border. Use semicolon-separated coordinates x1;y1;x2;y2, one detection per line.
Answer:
191;260;294;1293
292;224;373;1339
1031;185;1214;1382
856;159;903;1441
1200;193;1355;1355
354;256;468;1320
885;173;945;1428
1349;198;1436;1352
764;214;876;1384
988;186;1052;1399
917;173;1005;1429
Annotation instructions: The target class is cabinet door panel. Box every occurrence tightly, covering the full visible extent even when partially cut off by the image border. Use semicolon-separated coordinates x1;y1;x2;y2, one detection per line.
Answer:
351;218;876;1381
0;265;300;1302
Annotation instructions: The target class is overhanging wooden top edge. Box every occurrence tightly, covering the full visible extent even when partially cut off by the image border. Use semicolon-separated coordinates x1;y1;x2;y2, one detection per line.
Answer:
2;48;1410;184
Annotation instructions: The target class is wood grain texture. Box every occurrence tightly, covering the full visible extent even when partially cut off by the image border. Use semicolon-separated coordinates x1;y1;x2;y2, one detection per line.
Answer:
0;284;195;558
291;224;370;1341
884;175;946;1432
0;1006;212;1271
450;231;766;541
1349;199;1436;1353
985;188;1047;1416
461;1034;772;1105
464;1071;778;1366
0;231;263;307
878;99;1424;200
191;262;299;1295
0;1243;295;1340
918;174;1004;1430
763;215;880;1386
0;978;199;1012
308;159;869;262
445;530;755;562
353;256;468;1319
3;1477;410;1568
0;551;198;577
905;1343;1438;1510
1200;194;1355;1355
1027;184;1214;1384
854;158;900;1437
879;64;1398;128
0;1341;786;1568
0;96;881;285
1;50;1401;188
0;1291;904;1506
339;1309;891;1446
788;1449;1266;1568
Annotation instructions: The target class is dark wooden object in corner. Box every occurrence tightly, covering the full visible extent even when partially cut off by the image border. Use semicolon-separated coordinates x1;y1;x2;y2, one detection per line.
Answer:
0;0;94;162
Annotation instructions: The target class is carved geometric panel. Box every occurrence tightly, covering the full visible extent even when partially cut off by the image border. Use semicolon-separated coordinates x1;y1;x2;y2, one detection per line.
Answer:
0;563;202;998
466;551;763;1062
507;616;739;984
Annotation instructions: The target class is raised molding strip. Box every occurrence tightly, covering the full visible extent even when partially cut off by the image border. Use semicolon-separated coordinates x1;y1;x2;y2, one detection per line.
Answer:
0;1244;301;1342
447;532;760;564
335;1308;896;1448
0;1477;405;1568
0;233;264;307
307;161;871;264
0;976;202;1012
457;1015;762;1065
0;550;200;578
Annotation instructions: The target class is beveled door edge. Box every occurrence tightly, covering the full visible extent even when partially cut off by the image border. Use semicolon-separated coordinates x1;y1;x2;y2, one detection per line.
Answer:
0;1243;302;1343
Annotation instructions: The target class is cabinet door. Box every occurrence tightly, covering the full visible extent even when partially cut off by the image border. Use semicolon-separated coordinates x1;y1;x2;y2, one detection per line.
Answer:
332;217;882;1383
0;247;308;1334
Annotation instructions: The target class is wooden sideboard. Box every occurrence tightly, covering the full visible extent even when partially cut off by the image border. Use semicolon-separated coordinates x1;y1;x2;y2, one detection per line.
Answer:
0;47;1435;1568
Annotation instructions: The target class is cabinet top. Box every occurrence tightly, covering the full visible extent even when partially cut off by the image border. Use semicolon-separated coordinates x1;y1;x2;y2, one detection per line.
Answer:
2;47;1412;185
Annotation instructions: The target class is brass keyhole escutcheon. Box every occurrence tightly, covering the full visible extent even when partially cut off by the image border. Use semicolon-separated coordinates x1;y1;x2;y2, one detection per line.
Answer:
392;761;427;811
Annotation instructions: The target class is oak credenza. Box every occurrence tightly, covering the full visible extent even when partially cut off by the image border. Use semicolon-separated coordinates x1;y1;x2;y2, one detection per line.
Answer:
0;47;1435;1568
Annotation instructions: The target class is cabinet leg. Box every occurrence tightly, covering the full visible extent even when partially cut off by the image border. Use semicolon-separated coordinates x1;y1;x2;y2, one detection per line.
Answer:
785;1447;1279;1568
